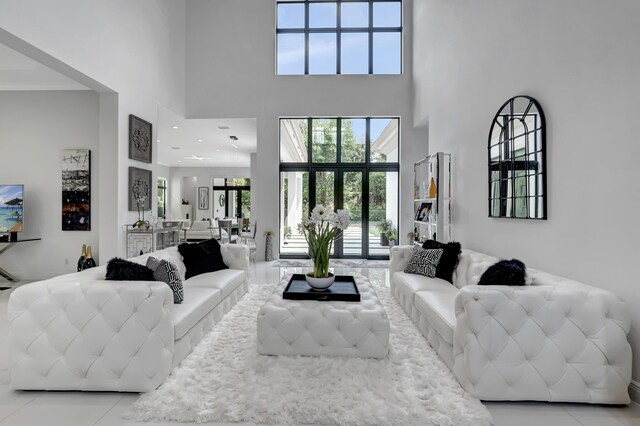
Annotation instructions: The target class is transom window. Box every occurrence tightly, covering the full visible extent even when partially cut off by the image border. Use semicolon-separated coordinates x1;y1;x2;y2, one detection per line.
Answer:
276;1;402;75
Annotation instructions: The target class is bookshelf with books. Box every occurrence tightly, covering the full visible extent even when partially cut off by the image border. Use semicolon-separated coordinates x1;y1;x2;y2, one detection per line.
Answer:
413;152;451;244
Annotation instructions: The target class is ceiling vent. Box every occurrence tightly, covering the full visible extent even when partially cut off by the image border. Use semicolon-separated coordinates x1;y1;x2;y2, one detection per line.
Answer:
229;135;238;141
218;126;230;130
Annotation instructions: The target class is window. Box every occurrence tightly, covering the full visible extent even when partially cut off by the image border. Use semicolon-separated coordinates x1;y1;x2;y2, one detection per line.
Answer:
279;117;399;259
276;1;402;75
157;177;167;219
212;178;251;219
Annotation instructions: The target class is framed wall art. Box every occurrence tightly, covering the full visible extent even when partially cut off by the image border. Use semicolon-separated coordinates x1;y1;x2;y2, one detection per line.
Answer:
198;187;210;210
61;149;91;231
129;114;152;163
128;167;152;211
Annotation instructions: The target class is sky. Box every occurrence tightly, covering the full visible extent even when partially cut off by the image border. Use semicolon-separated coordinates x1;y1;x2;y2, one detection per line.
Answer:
277;1;402;75
0;185;23;206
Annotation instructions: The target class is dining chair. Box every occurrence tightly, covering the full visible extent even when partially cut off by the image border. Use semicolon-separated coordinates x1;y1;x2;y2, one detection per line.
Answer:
239;217;250;232
217;219;236;244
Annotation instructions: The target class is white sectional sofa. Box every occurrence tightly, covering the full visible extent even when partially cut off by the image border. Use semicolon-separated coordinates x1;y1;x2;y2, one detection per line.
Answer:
8;243;249;392
390;245;632;404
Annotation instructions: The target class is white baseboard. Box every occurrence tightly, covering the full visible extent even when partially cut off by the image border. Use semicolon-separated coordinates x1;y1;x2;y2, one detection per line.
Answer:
630;380;640;403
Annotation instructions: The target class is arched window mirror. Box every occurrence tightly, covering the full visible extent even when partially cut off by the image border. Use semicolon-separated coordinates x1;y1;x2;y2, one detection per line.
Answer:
488;95;546;219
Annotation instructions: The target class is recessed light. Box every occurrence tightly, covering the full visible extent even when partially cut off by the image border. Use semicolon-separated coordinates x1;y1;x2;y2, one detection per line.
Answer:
171;126;179;130
197;139;203;142
156;139;160;143
171;147;180;150
218;126;230;130
177;160;182;163
229;135;238;141
215;149;221;152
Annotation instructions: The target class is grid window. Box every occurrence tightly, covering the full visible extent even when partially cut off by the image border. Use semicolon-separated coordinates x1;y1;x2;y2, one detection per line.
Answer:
276;1;402;75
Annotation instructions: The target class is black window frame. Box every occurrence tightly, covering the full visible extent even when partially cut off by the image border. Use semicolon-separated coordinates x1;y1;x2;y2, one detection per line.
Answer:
276;0;403;75
212;178;251;219
157;177;167;219
279;116;400;260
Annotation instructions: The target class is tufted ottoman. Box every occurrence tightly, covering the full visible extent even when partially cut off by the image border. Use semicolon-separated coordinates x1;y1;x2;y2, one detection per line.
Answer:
257;275;389;359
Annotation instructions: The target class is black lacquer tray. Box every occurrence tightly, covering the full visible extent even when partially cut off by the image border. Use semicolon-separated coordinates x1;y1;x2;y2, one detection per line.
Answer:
283;274;361;302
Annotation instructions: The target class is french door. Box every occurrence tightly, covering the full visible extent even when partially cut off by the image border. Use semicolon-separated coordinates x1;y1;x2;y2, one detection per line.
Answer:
280;166;397;259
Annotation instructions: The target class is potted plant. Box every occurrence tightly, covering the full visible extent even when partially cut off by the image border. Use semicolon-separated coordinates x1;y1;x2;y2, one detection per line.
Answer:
283;226;292;244
298;205;350;290
385;226;398;247
378;219;393;246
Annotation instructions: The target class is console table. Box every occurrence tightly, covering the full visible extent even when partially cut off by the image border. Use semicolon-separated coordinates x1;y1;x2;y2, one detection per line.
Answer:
0;238;41;283
125;224;181;258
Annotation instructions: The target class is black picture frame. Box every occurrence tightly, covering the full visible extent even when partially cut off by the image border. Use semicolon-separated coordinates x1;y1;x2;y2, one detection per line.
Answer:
198;187;209;210
128;167;152;211
416;202;432;222
129;115;152;164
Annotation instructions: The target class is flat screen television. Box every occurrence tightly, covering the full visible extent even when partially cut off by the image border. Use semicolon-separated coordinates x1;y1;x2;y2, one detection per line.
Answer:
0;185;24;234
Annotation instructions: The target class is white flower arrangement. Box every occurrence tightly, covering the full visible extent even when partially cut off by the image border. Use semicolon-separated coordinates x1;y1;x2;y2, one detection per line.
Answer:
298;205;350;278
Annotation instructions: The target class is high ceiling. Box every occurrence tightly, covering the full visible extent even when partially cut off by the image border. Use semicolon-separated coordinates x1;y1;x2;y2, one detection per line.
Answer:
157;106;257;167
0;43;89;91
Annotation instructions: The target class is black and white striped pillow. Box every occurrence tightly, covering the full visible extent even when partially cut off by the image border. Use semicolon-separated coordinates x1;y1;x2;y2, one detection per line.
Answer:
147;257;184;304
404;246;444;278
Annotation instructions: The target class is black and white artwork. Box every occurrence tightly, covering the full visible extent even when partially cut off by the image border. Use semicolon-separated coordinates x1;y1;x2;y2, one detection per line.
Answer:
61;149;91;231
129;115;152;163
198;187;209;210
128;167;152;211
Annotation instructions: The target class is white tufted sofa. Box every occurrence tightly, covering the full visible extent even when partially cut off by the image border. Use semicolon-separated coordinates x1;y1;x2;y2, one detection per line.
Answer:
390;246;632;404
8;243;249;392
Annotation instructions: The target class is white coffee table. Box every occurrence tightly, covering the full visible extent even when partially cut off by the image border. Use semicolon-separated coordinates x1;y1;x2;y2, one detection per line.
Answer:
257;275;390;359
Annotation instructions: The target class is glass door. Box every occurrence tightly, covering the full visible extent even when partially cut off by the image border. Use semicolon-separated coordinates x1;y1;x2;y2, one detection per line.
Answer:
339;170;363;257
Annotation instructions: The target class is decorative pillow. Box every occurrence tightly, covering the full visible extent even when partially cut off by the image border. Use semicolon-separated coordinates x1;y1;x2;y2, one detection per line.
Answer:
105;258;155;281
478;259;527;286
197;238;228;271
404;247;444;278
147;257;183;304
421;240;461;283
178;239;228;280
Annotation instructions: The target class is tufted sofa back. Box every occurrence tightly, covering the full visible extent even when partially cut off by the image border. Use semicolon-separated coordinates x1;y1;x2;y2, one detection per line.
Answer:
452;250;500;288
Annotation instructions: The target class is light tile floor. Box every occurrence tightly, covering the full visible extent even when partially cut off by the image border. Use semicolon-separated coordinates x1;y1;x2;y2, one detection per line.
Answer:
0;262;638;426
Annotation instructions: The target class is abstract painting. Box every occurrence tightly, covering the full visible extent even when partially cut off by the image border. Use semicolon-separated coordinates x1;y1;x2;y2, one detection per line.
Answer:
129;114;152;163
62;149;91;231
128;167;152;211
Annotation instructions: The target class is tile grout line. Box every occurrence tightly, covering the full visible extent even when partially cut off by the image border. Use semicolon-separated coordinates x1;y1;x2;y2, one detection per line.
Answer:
563;406;586;425
0;391;40;424
92;394;127;426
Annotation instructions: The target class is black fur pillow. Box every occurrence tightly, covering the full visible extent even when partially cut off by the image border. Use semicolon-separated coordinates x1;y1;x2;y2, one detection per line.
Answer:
105;258;155;281
421;240;461;284
478;259;527;286
178;239;228;280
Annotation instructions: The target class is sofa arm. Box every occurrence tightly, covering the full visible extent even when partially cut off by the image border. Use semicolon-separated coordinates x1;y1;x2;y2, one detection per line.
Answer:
221;243;250;277
390;245;413;278
453;285;632;404
8;279;174;392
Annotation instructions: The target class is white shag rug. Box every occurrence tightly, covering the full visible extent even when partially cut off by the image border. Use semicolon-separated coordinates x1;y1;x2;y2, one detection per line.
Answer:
125;279;492;426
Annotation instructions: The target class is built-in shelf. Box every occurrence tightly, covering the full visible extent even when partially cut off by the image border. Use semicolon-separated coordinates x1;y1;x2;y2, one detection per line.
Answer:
413;152;452;243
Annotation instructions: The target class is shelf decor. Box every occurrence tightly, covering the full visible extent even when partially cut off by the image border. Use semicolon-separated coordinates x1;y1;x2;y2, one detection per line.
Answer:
413;153;452;244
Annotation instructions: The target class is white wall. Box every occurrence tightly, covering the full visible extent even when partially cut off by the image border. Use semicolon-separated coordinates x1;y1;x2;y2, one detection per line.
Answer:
0;91;99;279
168;167;251;222
414;0;640;382
0;0;186;260
186;0;427;259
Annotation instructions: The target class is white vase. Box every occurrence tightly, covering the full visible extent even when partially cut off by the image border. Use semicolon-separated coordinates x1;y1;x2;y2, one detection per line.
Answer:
305;273;335;290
